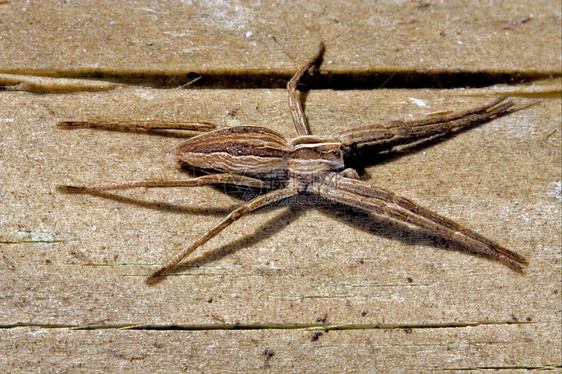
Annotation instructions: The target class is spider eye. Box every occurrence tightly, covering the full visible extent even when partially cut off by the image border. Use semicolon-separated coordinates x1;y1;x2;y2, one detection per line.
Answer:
334;145;345;156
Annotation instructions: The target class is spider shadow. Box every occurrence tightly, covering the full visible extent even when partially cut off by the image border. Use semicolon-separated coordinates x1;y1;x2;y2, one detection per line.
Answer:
171;204;308;274
78;190;235;216
76;181;512;279
69;165;279;216
60;125;211;139
167;193;510;278
314;200;513;269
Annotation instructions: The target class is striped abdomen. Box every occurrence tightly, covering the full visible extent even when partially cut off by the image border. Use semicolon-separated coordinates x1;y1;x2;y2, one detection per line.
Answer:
174;126;290;178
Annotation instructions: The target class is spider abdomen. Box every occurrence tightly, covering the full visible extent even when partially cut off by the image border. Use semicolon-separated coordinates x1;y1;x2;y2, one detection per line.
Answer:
174;126;291;178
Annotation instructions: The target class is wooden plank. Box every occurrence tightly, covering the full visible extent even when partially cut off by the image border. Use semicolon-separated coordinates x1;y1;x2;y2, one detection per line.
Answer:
0;0;560;372
1;86;560;371
1;324;559;372
0;0;559;74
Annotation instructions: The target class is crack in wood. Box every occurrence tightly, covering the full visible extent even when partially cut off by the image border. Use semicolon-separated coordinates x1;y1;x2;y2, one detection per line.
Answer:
0;320;532;331
1;70;558;91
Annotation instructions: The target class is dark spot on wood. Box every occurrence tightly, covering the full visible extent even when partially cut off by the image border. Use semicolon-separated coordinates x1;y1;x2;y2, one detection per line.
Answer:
263;349;275;368
316;315;328;323
311;332;323;341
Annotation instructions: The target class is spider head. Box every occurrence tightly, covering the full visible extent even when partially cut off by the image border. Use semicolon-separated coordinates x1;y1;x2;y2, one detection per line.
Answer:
288;136;346;180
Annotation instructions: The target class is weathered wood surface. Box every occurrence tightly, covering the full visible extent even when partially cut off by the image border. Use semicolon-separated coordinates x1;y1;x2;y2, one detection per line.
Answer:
0;0;560;372
1;0;559;74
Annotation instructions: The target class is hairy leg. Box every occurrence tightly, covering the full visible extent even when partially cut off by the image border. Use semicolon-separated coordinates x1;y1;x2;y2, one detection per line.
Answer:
58;120;216;132
314;174;527;271
58;173;273;193
287;42;325;136
335;95;535;148
147;185;300;283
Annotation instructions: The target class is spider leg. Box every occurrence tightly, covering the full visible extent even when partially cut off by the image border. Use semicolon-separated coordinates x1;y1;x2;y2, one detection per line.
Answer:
335;95;533;149
146;185;300;283
58;120;216;132
58;173;273;193
287;42;325;136
314;174;527;271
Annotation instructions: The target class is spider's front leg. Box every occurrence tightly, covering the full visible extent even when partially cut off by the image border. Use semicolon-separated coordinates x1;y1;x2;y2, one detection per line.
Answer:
313;173;528;272
334;95;532;150
287;42;325;136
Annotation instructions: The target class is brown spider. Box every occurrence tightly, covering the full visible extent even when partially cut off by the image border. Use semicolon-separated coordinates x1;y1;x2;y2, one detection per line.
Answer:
59;42;530;283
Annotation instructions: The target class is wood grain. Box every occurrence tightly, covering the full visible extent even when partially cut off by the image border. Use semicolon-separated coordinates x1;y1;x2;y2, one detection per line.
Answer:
0;0;559;74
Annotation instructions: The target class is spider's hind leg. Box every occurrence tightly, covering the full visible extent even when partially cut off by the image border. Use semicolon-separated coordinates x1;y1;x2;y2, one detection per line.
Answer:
146;185;300;283
314;174;528;272
58;174;272;194
338;168;361;179
57;120;216;133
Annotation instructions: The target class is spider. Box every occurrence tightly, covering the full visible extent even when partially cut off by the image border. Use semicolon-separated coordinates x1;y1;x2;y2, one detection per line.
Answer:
59;42;530;283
